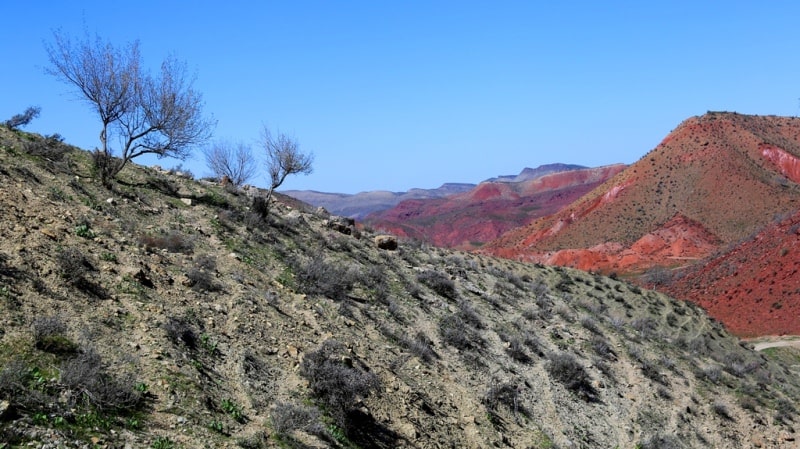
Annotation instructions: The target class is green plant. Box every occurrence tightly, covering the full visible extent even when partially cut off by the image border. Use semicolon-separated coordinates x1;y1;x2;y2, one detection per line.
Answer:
209;419;225;433
151;437;176;449
74;223;96;238
200;334;218;354
221;398;245;423
127;417;142;430
100;252;118;262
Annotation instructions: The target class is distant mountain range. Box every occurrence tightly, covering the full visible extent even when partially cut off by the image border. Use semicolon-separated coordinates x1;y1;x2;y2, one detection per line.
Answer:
363;164;625;250
282;163;586;219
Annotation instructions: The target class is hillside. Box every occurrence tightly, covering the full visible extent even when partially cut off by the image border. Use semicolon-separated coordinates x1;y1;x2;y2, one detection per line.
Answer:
482;112;800;274
1;127;800;448
364;164;625;250
661;209;800;337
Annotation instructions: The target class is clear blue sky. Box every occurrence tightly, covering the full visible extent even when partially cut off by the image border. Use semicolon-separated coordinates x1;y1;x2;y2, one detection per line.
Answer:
3;1;800;194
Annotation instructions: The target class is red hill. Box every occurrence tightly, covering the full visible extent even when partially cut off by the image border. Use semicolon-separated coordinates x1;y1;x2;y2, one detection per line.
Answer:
482;113;800;275
364;164;625;249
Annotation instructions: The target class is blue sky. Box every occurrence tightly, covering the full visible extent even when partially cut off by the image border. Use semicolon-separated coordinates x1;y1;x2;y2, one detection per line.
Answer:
2;1;800;194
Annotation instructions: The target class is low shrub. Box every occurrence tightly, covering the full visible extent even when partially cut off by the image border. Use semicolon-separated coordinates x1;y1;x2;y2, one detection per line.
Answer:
483;382;526;425
402;331;438;364
32;315;77;354
164;317;198;350
292;257;355;301
417;270;457;300
300;340;380;432
270;401;325;440
59;348;143;413
439;313;484;351
546;352;597;402
57;247;90;286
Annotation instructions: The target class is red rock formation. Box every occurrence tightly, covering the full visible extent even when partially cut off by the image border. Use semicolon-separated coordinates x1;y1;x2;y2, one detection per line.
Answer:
364;165;626;250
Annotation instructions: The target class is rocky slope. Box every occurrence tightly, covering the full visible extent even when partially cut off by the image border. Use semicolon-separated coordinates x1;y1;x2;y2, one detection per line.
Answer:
482;113;800;276
364;164;625;250
1;127;800;448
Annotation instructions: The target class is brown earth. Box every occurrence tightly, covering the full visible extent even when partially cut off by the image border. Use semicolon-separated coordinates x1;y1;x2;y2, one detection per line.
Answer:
365;164;626;250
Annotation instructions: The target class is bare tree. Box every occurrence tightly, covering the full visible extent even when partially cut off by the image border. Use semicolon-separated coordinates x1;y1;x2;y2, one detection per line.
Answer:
256;127;313;218
45;30;213;186
203;140;257;187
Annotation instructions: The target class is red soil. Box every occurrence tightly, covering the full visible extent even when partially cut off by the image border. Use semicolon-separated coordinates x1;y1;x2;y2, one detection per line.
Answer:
663;210;800;337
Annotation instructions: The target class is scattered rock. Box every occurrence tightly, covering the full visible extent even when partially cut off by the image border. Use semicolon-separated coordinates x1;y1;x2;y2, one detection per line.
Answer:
40;228;58;240
180;198;192;206
0;400;10;420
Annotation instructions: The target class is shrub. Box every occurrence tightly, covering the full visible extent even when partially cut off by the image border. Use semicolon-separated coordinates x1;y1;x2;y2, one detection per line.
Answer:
402;331;438;364
23;133;68;160
483;382;526;424
417;270;457;300
580;315;602;335
300;340;380;431
270;401;325;440
293;257;355;301
546;352;597;402
186;267;220;293
164;317;198;350
591;335;615;360
4;106;40;130
776;398;797;424
499;333;532;364
639;434;684;449
56;247;91;287
712;401;733;420
32;315;77;354
60;348;143;413
439;313;484;351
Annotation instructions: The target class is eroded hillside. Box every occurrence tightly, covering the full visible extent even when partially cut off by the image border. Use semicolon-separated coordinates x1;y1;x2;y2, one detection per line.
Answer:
483;113;800;274
1;127;799;448
365;165;626;250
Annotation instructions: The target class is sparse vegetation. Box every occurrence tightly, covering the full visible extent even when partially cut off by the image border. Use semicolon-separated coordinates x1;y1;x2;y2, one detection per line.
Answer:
0;125;798;447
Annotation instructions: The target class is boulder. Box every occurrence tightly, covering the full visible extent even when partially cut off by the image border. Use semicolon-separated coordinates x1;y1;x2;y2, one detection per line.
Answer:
327;216;355;235
374;235;398;250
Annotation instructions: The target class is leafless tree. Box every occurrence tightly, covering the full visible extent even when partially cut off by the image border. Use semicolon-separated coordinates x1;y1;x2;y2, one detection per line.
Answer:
256;127;313;217
45;30;213;186
203;139;257;187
